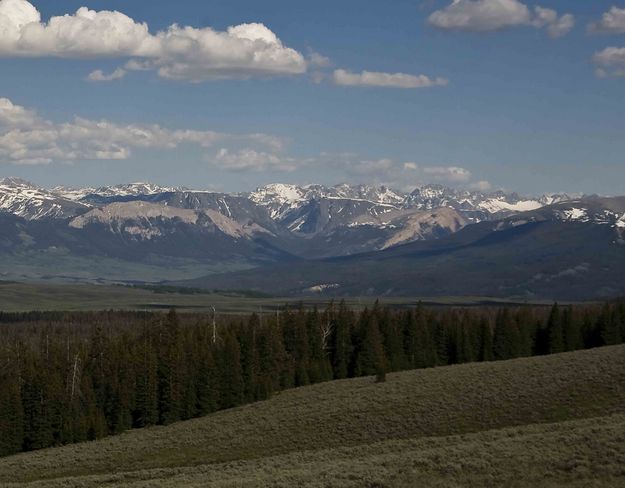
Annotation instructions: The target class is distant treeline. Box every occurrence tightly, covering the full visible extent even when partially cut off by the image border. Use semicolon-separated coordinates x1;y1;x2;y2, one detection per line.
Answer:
0;300;624;457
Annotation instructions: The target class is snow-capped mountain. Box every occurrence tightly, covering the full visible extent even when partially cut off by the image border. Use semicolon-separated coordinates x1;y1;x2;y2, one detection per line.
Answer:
0;177;621;286
187;196;625;300
55;182;186;201
249;183;404;221
0;177;88;220
402;185;572;222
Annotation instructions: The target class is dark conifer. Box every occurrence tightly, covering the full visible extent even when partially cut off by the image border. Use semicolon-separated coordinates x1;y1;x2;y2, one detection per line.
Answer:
546;304;564;354
330;301;352;379
355;314;388;377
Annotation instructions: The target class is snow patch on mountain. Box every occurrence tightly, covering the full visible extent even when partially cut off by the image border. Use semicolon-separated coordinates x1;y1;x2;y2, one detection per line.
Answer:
304;283;340;293
250;183;405;221
0;177;87;220
89;182;185;198
561;207;589;222
477;198;543;214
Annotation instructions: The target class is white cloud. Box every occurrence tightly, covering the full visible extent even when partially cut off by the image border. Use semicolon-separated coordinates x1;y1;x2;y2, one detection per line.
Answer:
0;97;280;164
546;13;574;39
428;0;531;31
0;97;38;127
593;46;625;78
308;50;331;68
428;0;573;37
532;7;574;38
321;154;481;189
344;158;395;176
423;166;472;183
0;0;306;81
211;148;298;172
333;69;449;89
588;7;625;34
87;68;127;82
468;180;492;191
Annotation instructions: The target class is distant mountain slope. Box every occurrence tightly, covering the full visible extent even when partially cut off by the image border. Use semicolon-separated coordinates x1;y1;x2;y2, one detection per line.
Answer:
3;345;624;487
181;197;625;300
0;177;618;285
0;201;295;282
0;177;88;220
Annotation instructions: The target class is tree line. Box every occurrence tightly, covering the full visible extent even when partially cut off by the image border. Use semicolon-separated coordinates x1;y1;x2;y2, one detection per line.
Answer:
0;299;624;457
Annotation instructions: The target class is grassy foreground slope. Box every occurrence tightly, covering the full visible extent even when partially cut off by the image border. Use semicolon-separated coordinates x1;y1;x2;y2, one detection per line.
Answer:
2;345;624;487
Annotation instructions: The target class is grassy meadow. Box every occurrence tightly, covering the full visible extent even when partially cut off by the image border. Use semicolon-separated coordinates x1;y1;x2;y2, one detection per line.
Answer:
0;281;551;313
1;344;623;487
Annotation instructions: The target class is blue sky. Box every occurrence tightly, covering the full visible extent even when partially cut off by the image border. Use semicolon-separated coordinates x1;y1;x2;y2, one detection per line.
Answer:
0;0;624;195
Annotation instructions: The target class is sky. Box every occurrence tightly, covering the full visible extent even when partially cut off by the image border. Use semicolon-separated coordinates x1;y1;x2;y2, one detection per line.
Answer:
0;0;624;195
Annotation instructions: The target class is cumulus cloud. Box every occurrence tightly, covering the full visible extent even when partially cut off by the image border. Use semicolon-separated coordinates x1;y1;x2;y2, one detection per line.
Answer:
0;97;281;165
468;180;492;191
532;7;574;38
0;0;306;81
211;148;298;172
429;0;531;31
423;166;472;183
344;158;395;176
588;6;625;34
428;0;573;37
0;97;38;127
333;69;449;89
322;153;481;189
87;68;127;82
593;46;625;78
308;50;331;68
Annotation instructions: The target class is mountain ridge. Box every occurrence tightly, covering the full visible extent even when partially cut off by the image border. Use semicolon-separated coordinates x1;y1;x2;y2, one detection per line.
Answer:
0;176;622;294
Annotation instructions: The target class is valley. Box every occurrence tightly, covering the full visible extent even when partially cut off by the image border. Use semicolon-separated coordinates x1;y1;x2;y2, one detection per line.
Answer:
2;177;621;301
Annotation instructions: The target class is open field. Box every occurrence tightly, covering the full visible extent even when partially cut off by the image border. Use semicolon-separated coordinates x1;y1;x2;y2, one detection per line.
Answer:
1;344;624;487
0;281;560;313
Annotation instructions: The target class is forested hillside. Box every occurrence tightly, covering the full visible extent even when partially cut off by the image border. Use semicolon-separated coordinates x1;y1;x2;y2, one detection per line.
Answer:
2;345;624;487
1;300;624;457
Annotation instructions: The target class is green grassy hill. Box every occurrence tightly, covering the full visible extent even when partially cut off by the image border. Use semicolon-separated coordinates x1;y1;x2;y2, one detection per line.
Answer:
2;345;624;487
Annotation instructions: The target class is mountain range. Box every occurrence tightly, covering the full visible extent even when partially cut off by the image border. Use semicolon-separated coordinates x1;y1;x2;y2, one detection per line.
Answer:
0;177;622;299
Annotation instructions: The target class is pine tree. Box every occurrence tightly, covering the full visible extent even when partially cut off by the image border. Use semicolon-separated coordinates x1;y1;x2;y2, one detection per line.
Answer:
598;304;621;346
195;342;218;415
0;371;24;456
21;358;54;451
306;307;333;383
546;304;564;354
477;318;494;362
132;330;158;428
156;310;183;425
379;307;405;371
515;308;534;357
218;331;244;409
240;317;261;403
283;309;310;386
562;306;582;351
355;314;388;377
493;309;521;360
330;301;352;379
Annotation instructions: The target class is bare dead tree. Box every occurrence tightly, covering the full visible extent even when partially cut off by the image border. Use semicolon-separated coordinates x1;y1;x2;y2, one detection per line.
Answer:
211;306;218;344
320;319;333;354
69;353;82;403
